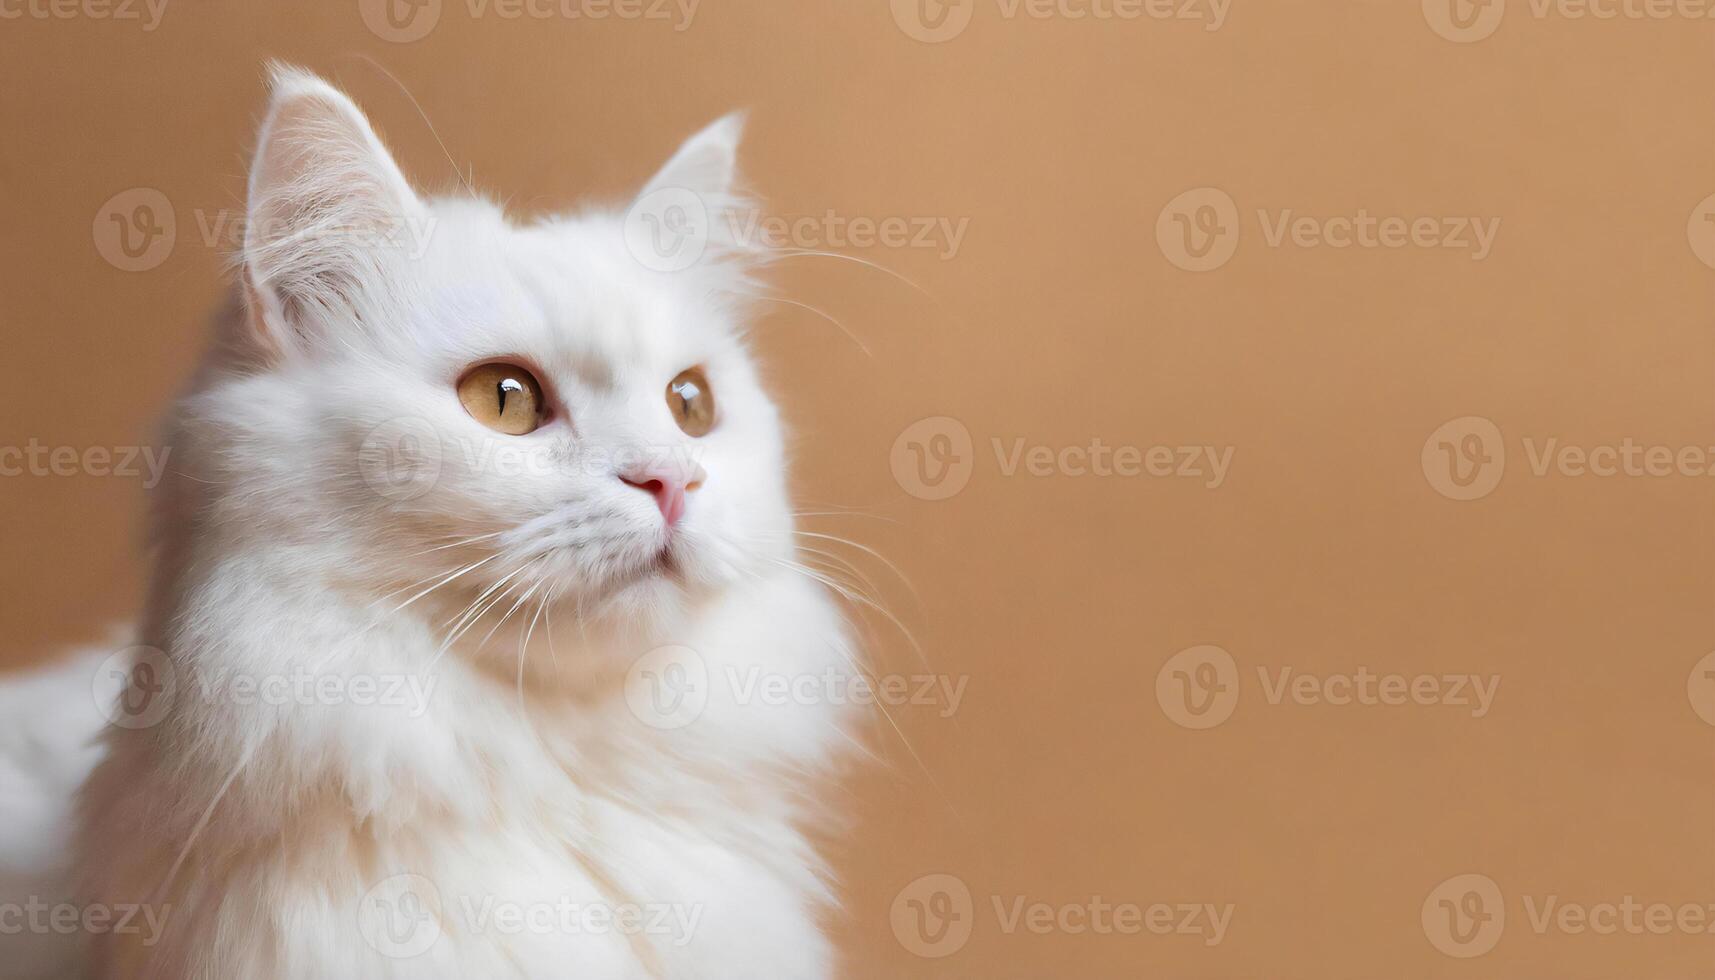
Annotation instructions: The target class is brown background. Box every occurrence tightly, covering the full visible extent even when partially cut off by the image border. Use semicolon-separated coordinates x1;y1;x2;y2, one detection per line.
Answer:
2;1;1712;976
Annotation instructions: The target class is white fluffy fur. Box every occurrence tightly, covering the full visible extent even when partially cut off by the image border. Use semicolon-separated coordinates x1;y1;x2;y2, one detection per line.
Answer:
0;646;114;980
3;66;859;978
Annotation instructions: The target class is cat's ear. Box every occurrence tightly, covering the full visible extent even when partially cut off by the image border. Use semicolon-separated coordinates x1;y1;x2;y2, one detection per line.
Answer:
240;64;425;359
639;112;746;205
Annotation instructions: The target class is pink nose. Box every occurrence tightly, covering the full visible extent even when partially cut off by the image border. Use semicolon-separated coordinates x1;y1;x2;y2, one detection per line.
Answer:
620;466;700;527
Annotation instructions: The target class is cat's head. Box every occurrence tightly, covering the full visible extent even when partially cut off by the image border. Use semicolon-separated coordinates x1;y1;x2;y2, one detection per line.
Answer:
184;65;790;635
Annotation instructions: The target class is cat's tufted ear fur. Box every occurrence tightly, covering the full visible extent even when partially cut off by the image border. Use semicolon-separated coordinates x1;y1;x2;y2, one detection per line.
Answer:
241;64;427;360
639;112;747;208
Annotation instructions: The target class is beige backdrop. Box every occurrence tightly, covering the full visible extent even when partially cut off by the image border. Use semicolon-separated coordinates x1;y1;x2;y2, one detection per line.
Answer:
2;1;1713;975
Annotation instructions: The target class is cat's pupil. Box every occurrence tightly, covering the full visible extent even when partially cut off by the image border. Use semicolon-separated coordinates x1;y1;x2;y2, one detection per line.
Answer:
496;377;522;415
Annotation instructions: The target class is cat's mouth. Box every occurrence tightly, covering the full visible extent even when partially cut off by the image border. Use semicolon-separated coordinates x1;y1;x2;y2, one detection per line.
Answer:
610;538;682;592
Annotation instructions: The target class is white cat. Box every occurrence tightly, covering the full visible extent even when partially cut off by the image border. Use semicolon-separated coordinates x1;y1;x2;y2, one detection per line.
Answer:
2;65;861;978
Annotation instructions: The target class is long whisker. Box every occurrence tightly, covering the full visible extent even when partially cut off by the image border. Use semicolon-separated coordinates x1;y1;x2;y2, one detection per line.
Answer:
790;530;916;594
791;510;902;524
151;736;259;907
345;53;477;196
753;295;872;357
516;584;553;723
763;248;934;301
429;562;537;668
399;531;509;560
764;555;926;670
476;575;545;657
387;554;501;616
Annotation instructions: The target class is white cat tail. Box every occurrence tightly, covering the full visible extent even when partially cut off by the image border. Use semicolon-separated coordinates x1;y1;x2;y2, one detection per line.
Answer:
0;641;122;980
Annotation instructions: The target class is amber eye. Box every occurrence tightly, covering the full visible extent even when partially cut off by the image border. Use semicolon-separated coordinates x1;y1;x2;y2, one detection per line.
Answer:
667;367;715;437
458;362;545;435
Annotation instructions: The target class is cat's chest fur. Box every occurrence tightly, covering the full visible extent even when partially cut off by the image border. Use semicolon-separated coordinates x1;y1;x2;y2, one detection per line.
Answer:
82;570;853;978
